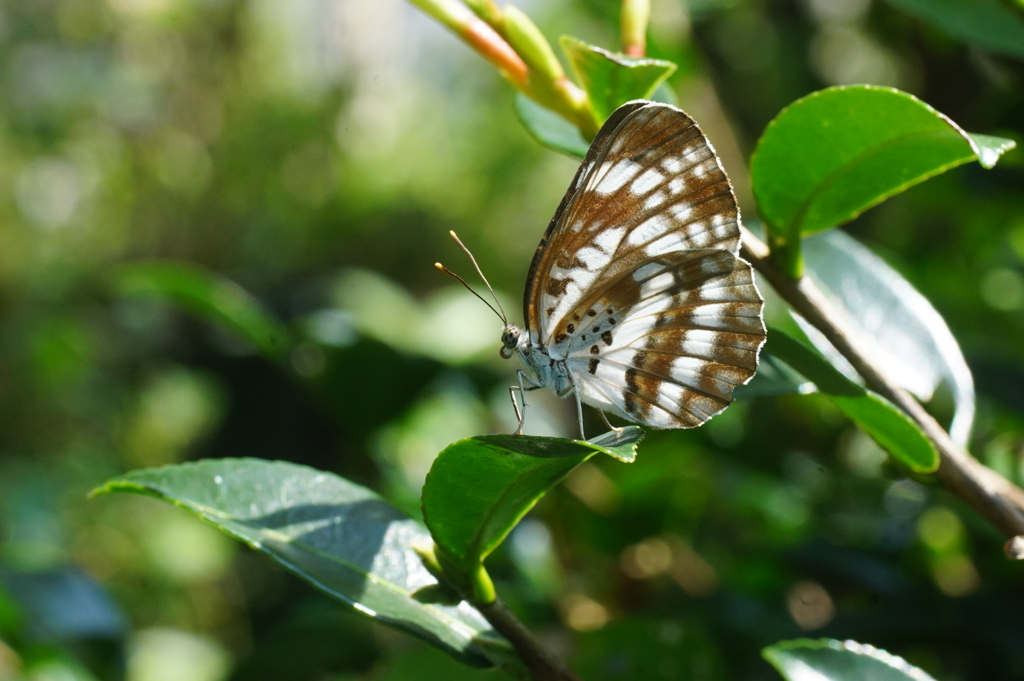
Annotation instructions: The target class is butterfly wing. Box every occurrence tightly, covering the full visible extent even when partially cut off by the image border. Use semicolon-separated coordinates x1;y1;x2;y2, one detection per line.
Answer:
525;101;744;344
565;248;764;427
524;100;765;428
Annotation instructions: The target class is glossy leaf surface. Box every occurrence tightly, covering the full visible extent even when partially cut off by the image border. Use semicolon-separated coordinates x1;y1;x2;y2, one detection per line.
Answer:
93;459;506;667
800;230;975;444
751;86;1015;244
560;36;676;123
732;349;814;399
514;38;678;159
767;328;939;473
764;638;937;680
422;428;643;570
515;93;591;158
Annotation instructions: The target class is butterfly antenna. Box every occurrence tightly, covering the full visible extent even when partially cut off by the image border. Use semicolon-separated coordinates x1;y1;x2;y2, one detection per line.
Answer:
435;262;507;325
444;230;509;325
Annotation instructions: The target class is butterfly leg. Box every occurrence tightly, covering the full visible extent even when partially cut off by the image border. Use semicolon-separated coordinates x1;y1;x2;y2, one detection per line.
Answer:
598;409;625;434
508;386;523;428
562;371;588;441
573;387;586;441
510;370;543;436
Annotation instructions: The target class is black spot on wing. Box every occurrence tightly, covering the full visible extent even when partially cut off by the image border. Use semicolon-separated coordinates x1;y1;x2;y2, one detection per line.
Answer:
547;278;570;297
624;368;641;416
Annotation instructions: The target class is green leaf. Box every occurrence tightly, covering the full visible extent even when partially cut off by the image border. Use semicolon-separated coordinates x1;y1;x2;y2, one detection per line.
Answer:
763;638;937;681
649;81;678;107
113;261;293;362
92;459;508;668
886;0;1024;61
968;133;1020;169
513;43;677;159
750;86;1016;269
801;230;975;445
514;92;590;158
732;349;814;399
560;36;676;123
767;328;939;473
587;426;645;463
422;428;643;572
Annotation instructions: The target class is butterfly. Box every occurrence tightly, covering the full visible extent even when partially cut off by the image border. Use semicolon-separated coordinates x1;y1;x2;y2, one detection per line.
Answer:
440;100;766;439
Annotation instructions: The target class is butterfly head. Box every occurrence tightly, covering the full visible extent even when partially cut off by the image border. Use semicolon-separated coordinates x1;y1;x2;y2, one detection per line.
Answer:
500;324;522;359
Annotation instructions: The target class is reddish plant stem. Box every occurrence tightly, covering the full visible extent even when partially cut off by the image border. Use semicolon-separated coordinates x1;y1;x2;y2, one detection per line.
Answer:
620;0;650;57
462;18;529;87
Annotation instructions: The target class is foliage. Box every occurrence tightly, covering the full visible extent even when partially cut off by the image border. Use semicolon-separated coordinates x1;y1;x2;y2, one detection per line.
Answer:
763;638;938;681
750;85;1013;275
799;230;978;446
1;0;1023;680
421;429;643;599
762;328;938;473
91;459;506;668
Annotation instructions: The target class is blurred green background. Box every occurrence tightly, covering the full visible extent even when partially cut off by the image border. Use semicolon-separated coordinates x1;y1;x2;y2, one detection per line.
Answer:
0;0;1023;679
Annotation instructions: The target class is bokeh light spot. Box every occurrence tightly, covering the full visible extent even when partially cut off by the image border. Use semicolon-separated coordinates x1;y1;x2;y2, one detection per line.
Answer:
785;580;836;631
931;554;981;598
562;594;610;632
15;158;82;229
980;268;1024;311
917;507;963;552
127;628;230;681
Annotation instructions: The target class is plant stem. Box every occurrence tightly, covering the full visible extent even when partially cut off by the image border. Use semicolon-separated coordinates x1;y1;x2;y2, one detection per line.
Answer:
740;227;1024;541
477;599;582;681
621;0;650;57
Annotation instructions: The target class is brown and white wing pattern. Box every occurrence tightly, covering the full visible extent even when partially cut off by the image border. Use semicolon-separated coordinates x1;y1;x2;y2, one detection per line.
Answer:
523;100;765;429
566;248;763;427
525;101;743;346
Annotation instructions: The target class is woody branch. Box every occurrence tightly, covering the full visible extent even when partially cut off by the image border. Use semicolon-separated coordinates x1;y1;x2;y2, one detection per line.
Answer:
740;228;1024;546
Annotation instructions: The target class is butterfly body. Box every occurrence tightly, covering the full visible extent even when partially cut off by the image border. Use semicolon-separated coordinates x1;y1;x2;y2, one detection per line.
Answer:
500;100;766;437
503;324;574;396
